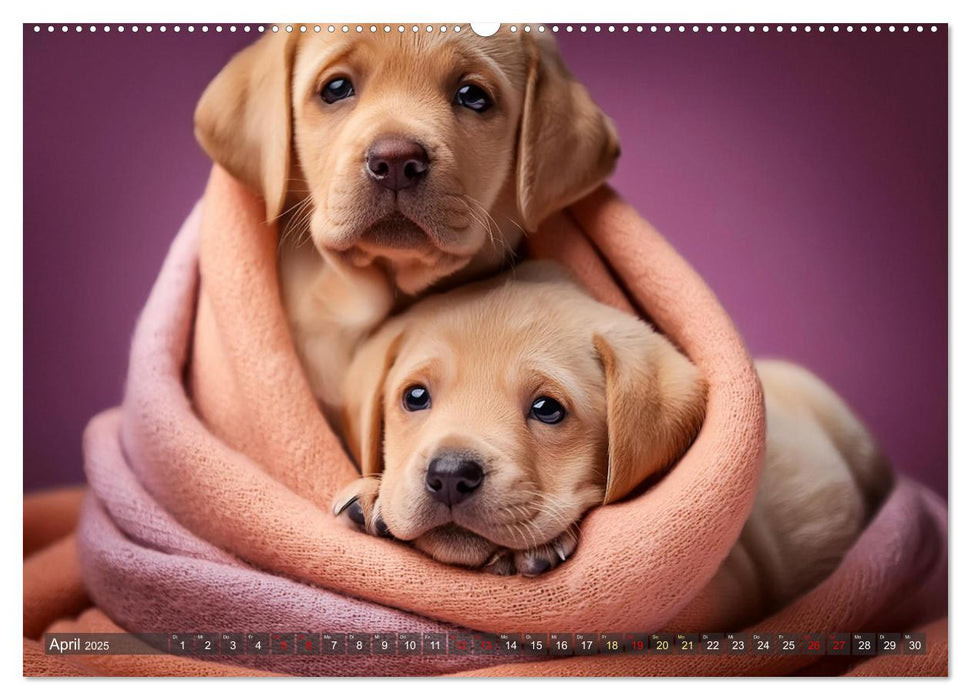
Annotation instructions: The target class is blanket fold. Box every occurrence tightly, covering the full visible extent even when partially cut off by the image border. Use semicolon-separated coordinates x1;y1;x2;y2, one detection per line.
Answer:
24;165;947;676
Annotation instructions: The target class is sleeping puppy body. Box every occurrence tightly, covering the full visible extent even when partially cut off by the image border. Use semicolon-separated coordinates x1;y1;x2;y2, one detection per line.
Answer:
194;29;618;423
334;263;893;624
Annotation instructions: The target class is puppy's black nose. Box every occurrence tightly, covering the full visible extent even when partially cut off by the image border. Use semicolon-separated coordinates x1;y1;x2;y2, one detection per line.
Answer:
425;453;484;506
366;138;429;191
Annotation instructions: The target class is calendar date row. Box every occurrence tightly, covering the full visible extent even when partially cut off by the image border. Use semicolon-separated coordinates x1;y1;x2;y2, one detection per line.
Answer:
45;631;926;657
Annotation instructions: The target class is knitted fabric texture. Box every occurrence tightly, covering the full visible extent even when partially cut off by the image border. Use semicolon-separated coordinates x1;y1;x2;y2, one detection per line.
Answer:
23;166;947;676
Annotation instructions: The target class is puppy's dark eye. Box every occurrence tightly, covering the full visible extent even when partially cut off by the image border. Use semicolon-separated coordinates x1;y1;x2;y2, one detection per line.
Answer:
455;84;493;113
530;396;566;424
321;77;355;104
403;385;431;412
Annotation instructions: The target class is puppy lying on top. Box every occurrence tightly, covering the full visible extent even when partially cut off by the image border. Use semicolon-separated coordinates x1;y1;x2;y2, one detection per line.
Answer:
333;262;893;620
194;28;618;427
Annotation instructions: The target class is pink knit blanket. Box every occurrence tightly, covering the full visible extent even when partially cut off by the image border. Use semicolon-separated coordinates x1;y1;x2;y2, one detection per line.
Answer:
72;166;947;676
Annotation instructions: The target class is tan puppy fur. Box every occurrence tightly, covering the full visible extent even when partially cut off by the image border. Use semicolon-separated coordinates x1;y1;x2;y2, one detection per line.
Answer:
335;262;707;572
195;29;619;421
335;263;893;620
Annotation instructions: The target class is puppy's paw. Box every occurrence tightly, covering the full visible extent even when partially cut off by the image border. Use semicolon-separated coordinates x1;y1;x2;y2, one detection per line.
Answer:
482;529;579;577
331;477;392;538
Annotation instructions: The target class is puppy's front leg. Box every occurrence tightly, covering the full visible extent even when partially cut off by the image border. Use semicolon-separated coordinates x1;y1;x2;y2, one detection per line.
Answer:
331;477;392;538
482;529;579;577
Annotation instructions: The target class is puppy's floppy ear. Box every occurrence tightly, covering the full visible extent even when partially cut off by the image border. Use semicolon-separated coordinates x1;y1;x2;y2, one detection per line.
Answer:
594;319;707;504
194;33;297;221
516;33;620;232
341;323;404;477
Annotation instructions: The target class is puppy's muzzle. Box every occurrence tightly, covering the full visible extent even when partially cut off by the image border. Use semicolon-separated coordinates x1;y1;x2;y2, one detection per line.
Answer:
365;137;429;192
424;451;484;507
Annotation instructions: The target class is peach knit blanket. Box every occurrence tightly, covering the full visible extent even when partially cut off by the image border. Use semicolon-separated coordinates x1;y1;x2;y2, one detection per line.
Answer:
23;166;947;675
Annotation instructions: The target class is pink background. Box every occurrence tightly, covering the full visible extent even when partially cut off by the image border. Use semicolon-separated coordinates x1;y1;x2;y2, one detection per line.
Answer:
23;25;947;496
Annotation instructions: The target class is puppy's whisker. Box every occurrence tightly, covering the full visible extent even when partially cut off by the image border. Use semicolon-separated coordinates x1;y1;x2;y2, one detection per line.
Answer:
512;520;532;549
514;490;578;538
494;503;530;527
283;211;315;251
290;208;314;240
465;208;494;244
278;196;316;250
278;194;313;227
496;503;538;539
463;194;517;266
463;195;499;239
273;192;313;223
461;197;502;254
521;517;547;549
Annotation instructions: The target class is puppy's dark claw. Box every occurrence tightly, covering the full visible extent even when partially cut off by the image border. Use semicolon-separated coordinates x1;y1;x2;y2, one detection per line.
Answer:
520;557;551;577
482;550;516;576
484;530;579;577
346;499;366;526
374;513;391;538
333;494;359;517
332;477;382;533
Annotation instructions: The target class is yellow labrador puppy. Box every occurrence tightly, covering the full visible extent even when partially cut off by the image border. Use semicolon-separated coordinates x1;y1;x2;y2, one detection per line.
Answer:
334;262;893;622
195;29;619;423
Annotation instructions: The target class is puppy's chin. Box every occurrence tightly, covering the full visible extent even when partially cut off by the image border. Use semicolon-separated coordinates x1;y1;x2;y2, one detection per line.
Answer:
332;246;470;295
412;524;498;568
314;228;476;297
385;253;472;295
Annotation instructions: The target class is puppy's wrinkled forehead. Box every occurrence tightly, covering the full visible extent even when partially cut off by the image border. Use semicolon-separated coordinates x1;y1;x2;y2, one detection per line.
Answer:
293;31;527;101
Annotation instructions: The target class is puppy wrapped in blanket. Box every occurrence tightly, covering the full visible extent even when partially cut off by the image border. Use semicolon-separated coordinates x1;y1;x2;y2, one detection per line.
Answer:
194;29;619;427
334;262;893;625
